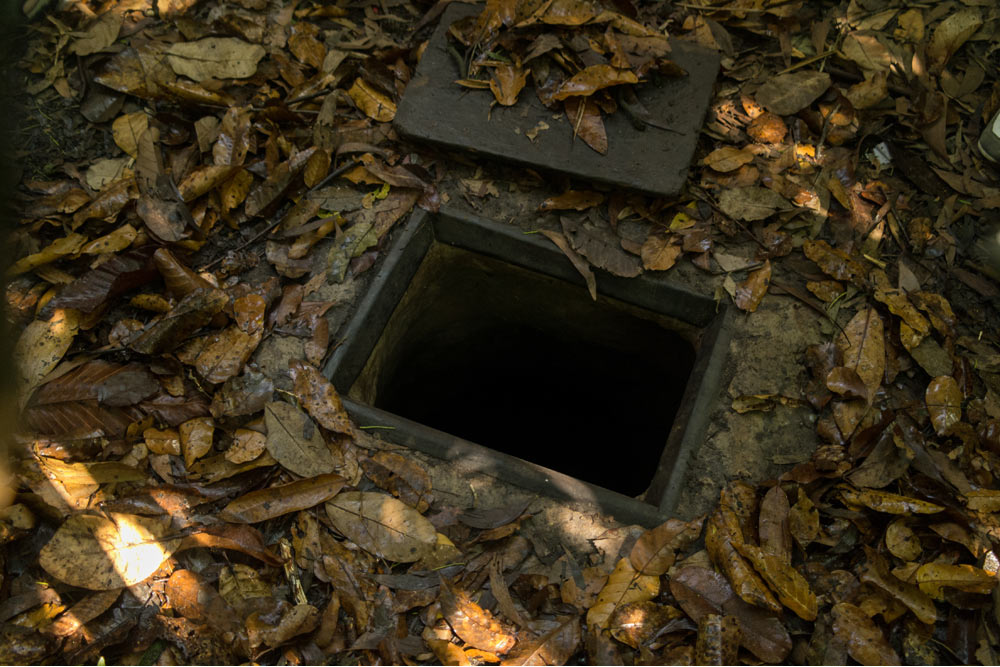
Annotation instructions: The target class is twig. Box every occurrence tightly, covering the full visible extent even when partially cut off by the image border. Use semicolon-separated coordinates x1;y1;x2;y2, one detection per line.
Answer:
816;101;840;162
778;50;836;75
199;158;359;272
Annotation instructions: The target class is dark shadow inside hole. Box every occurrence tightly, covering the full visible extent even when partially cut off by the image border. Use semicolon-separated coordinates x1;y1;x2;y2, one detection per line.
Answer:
362;244;697;498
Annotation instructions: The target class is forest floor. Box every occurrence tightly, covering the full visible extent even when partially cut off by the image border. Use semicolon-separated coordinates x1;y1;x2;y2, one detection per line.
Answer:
3;0;1000;664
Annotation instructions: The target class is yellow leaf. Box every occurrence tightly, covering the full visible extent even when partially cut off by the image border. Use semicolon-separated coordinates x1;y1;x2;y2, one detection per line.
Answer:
704;146;755;172
925;375;962;436
112;112;149;158
916;563;997;599
735;542;817;620
8;233;88;276
839;486;944;515
81;224;137;255
348;78;396;122
586;558;659;629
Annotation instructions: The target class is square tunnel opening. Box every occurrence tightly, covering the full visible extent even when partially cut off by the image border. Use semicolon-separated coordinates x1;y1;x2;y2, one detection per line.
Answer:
326;210;731;526
353;244;697;498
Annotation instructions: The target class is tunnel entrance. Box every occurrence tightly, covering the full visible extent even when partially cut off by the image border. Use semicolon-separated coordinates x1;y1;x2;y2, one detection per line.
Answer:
352;243;697;498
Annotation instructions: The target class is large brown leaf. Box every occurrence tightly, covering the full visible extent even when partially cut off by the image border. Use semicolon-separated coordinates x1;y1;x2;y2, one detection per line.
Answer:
325;491;437;563
629;516;704;575
265;401;338;477
439;578;517;654
831;603;900;665
46;248;158;314
289;360;354;436
220;473;345;523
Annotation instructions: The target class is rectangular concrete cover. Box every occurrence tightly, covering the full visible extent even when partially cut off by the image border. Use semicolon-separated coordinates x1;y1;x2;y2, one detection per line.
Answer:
396;3;721;198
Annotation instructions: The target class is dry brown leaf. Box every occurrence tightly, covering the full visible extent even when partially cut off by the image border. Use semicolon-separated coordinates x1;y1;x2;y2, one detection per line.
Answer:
860;547;936;625
289;359;354;436
325;491;437;562
502;615;580;665
831;602;901;665
8;233;88;276
884;519;921;562
586;557;659;629
539;229;597;300
718;187;790;222
915;563;997;599
925;375;961;436
348;78;396;122
165;38;265;81
15;309;80;408
839;486;944;515
112;112;149;158
563;97;607;154
490;64;527;106
640;233;682;272
758;485;792;563
221;473;345;523
538;190;605;212
734;542;817;621
837;307;884;403
551;64;637;101
265;401;338;477
704;146;755;172
754;71;830;115
439;578;517;655
179;417;213;468
841;32;891;72
927;8;982;71
734;260;771;312
629;516;704;575
39;513;181;590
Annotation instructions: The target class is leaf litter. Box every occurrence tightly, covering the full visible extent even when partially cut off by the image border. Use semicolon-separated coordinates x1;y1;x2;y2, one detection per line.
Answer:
5;0;1000;664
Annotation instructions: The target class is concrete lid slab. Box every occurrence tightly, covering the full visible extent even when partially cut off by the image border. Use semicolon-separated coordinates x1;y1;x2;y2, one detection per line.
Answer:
395;3;721;198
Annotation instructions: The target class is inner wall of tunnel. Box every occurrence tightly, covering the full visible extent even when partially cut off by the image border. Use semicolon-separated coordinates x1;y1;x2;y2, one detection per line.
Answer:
351;243;700;498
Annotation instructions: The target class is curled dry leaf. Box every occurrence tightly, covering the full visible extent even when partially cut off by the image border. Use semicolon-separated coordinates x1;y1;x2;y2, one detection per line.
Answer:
540;229;597;300
927;8;982;71
839;486;944;515
586;557;659;629
439;578;517;655
48;589;121;637
326;491;437;563
165;38;265;82
734;260;771;312
563;97;607;154
837;307;884;403
718;187;790;222
640;233;682;272
831;602;900;666
538;190;605;212
695;614;740;666
885;519;922;561
348;78;396;122
733;542;817;621
860;547;936;625
551;64;637;101
915;563;997;599
704;146;755;172
754;70;830;115
705;509;781;613
220;473;345;523
629;516;704;575
289;359;354;436
925;375;962;436
39;513;181;590
265;401;338;477
490;64;527;106
607;601;681;650
803;239;867;286
15;309;80;407
758;485;792;563
502;616;580;665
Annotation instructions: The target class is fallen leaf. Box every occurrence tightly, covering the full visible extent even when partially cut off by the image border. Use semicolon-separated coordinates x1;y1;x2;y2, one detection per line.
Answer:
221;473;345;523
348;78;396;122
758;485;792;563
39;513;181;590
539;230;597;300
47;589;121;636
8;233;87;276
754;70;830;115
538;190;605;212
325;491;437;562
718;187;790;222
925;376;962;436
290;359;354;436
641;233;682;271
629;516;704;575
831;602;900;665
607;602;680;650
490;64;527;106
837;307;884;403
563;97;607;154
841;32;891;72
265;401;338;477
15;309;80;408
502;615;580;665
705;509;782;613
734;260;771;312
439;578;517;654
179;417;214;468
885;519;921;561
704;146;755;172
551;64;638;101
927;8;982;71
561;215;641;277
695;614;740;665
860;547;935;624
839;486;944;514
915;563;997;599
165;38;265;81
586;557;659;629
734;542;817;620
